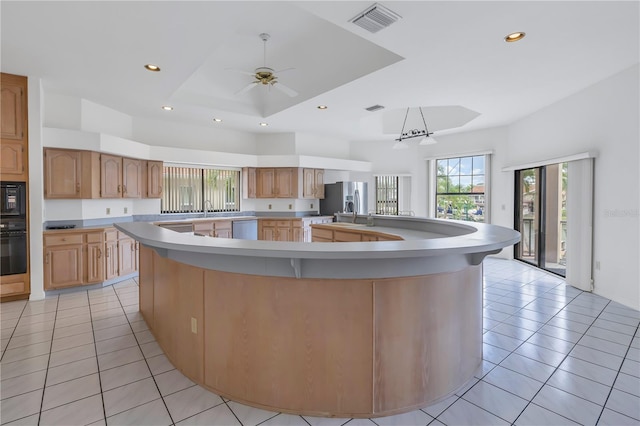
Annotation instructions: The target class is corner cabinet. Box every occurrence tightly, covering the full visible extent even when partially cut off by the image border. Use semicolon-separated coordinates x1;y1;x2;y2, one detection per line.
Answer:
145;160;163;198
44;231;105;290
302;168;325;199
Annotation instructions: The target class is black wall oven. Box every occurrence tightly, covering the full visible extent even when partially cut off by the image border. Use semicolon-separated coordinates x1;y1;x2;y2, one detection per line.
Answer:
1;182;27;277
0;219;27;276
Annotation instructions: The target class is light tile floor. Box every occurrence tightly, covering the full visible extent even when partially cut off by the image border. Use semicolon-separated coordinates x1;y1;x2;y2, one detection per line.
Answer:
1;258;639;425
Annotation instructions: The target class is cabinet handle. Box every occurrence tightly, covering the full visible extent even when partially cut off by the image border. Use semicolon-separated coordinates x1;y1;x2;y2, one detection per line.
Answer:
123;185;127;194
97;248;102;258
131;244;135;252
76;182;80;193
106;248;110;258
118;185;121;193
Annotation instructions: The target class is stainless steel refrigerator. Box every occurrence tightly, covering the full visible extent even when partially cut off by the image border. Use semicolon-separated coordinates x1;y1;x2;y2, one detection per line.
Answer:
320;182;368;216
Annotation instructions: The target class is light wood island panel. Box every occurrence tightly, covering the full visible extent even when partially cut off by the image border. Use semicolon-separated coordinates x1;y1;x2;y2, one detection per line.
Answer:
138;245;483;418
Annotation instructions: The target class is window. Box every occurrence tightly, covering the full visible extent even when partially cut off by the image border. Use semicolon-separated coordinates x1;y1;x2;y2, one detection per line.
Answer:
375;175;399;215
435;155;486;222
162;166;240;213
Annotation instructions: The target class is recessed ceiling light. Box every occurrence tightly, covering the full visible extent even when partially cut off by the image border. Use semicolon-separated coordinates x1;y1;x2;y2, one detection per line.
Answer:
504;32;526;42
317;105;328;110
259;122;268;127
213;118;222;122
144;64;161;72
161;105;173;111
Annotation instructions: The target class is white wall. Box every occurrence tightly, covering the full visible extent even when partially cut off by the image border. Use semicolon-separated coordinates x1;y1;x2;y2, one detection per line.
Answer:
133;116;258;154
508;64;639;309
28;78;45;300
81;99;132;139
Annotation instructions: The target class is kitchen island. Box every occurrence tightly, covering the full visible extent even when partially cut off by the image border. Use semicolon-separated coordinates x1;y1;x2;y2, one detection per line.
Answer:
115;216;519;418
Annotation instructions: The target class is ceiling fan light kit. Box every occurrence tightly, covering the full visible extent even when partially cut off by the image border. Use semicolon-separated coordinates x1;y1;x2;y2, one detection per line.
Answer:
233;33;298;97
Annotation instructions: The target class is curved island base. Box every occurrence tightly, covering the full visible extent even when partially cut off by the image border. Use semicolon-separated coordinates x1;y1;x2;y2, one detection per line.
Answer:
139;246;483;418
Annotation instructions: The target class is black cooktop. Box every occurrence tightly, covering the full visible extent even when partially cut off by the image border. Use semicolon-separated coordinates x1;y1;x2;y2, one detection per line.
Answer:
46;225;77;230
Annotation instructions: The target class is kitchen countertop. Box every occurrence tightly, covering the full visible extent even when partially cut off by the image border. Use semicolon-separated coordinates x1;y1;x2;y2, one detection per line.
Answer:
115;215;520;279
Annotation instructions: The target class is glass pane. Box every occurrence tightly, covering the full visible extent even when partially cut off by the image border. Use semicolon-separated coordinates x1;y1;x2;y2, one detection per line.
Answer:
448;158;460;175
460;157;473;175
436;160;447;176
436;194;485;222
459;175;472;192
516;168;539;266
472;156;485;174
437;176;449;193
541;163;566;277
472;175;485;188
448;175;460;193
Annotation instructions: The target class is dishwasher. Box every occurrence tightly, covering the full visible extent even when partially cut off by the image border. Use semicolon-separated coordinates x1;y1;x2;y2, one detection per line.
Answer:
232;219;258;240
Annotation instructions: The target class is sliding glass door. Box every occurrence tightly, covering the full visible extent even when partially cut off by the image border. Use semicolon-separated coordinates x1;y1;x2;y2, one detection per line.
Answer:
515;163;567;276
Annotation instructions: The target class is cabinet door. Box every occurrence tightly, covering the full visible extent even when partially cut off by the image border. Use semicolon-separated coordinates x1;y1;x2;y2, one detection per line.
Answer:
213;221;232;239
292;227;304;242
275;168;296;198
256;168;275;198
44;245;83;289
246;167;256;199
44;148;82;199
302;168;315;198
1;83;24;141
261;226;276;241
315;169;325;199
147;161;163;198
0;141;25;179
105;241;119;279
101;154;122;198
118;237;136;276
276;226;291;241
86;242;105;283
122;158;142;198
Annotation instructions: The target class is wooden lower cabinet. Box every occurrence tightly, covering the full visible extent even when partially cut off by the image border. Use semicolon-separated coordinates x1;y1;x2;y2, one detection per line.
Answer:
258;219;302;241
193;220;232;238
44;244;84;290
42;228;138;291
0;274;29;299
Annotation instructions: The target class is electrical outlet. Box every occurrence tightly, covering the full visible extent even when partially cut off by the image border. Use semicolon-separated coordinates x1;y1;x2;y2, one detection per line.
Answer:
106;207;111;215
124;207;128;214
310;203;313;209
191;317;197;334
268;204;272;210
289;204;292;210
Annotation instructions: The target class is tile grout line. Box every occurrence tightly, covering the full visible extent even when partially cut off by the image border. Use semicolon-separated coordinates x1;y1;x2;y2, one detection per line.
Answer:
114;280;178;425
594;320;640;424
510;298;611;425
0;299;29;363
36;294;60;425
88;287;112;425
464;268;586;424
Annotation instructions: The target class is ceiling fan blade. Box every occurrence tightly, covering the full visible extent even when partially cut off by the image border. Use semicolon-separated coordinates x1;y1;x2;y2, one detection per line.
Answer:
226;67;257;77
273;67;295;74
235;82;258;96
272;81;298;97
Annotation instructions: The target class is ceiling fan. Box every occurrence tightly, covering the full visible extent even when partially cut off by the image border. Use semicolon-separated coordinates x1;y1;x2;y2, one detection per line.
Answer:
232;33;298;98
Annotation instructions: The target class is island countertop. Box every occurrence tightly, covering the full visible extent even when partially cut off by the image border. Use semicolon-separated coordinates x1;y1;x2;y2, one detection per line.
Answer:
115;215;519;279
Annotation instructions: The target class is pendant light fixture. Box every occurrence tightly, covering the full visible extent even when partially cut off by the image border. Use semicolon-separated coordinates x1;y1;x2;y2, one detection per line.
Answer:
393;107;437;149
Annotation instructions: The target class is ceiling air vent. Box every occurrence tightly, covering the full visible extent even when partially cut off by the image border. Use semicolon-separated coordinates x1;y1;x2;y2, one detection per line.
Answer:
365;104;385;112
350;3;401;34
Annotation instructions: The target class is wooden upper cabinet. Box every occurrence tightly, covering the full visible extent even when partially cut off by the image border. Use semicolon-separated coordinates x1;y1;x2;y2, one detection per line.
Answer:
256;168;275;198
245;167;256;199
44;148;82;199
315;169;325;199
1;73;28;181
122;157;142;198
302;168;325;199
275;168;297;198
1;141;25;178
100;154;122;198
146;160;163;198
1;83;24;141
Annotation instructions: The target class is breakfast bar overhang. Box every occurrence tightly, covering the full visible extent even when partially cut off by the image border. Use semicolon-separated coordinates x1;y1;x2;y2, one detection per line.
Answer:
115;216;519;418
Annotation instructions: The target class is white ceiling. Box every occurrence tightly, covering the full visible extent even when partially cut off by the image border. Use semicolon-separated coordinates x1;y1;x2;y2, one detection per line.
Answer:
2;1;638;143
